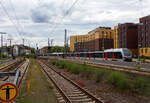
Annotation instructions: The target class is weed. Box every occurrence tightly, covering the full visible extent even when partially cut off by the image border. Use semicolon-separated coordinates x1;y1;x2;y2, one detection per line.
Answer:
107;71;129;90
58;61;66;69
94;69;105;83
84;67;93;78
133;76;148;95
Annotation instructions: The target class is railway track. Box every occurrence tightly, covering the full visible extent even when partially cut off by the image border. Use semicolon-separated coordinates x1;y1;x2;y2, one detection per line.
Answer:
0;60;24;81
0;59;30;87
38;60;104;103
0;59;23;72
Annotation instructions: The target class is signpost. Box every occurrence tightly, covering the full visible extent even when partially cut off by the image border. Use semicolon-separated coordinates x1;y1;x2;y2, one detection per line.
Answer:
0;83;18;102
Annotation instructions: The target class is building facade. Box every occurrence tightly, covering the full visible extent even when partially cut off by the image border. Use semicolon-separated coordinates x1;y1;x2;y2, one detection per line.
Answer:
114;26;119;48
70;27;114;52
118;23;138;55
139;15;150;57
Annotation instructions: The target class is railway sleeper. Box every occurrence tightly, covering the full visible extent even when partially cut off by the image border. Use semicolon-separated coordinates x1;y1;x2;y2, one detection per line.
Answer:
68;93;85;97
69;95;88;99
71;98;93;103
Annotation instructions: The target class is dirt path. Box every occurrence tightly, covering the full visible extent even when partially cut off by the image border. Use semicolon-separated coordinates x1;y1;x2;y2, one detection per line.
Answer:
15;59;58;103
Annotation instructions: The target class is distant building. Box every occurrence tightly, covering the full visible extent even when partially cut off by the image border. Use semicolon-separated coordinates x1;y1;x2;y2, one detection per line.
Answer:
139;15;150;57
13;45;31;56
70;27;114;52
39;46;49;54
0;46;12;57
114;26;119;48
118;23;138;55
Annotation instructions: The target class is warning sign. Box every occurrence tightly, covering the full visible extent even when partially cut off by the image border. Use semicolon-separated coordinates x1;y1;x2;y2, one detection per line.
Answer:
0;83;18;102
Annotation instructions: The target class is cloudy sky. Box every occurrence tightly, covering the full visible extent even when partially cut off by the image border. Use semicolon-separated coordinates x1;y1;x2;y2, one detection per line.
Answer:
0;0;149;48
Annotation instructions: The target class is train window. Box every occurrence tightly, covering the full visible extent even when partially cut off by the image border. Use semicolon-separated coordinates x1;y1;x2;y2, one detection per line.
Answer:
114;52;122;59
123;50;131;56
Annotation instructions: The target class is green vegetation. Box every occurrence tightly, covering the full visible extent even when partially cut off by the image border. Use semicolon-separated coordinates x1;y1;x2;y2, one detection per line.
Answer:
133;76;148;95
50;58;150;97
94;69;105;83
107;72;129;89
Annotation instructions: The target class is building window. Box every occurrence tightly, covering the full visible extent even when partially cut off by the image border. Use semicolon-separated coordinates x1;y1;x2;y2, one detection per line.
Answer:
141;32;143;42
102;31;104;38
145;48;148;54
145;19;148;25
141;49;143;54
145;43;148;47
141;43;143;48
106;32;108;39
145;31;148;42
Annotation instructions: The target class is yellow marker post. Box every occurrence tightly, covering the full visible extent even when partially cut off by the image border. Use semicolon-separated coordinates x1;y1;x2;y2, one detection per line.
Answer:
0;83;18;103
27;80;30;92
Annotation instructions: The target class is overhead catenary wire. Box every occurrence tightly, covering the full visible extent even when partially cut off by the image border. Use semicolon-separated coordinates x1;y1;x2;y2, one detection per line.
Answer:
50;0;80;36
0;0;23;41
8;0;25;38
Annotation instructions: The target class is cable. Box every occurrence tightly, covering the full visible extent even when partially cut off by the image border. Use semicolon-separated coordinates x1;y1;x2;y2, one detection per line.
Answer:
50;0;80;36
0;1;23;40
8;0;25;38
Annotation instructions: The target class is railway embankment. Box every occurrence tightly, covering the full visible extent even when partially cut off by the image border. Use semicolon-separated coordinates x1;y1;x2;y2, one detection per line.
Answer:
47;58;150;103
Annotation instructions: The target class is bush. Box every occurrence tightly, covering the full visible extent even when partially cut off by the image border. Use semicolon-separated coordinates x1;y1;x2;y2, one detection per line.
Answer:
133;76;148;94
94;69;105;83
69;64;79;74
107;71;129;90
51;59;58;65
84;66;93;78
58;61;67;69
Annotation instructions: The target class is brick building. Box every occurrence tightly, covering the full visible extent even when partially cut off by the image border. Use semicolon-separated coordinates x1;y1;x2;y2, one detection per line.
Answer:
70;27;114;52
118;23;138;55
139;15;150;57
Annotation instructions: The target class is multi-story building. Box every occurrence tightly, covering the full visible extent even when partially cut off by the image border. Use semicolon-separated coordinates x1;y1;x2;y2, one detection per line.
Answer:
114;26;119;48
139;15;150;57
70;34;88;52
118;23;138;55
70;27;114;52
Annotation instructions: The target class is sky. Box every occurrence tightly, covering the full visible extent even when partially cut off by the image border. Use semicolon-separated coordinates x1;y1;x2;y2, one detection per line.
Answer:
0;0;149;48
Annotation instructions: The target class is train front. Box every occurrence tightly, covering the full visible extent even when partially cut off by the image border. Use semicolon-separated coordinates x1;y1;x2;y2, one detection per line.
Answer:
122;48;132;61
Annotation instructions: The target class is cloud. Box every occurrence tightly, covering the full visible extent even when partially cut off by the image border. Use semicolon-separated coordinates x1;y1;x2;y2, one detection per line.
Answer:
0;0;150;48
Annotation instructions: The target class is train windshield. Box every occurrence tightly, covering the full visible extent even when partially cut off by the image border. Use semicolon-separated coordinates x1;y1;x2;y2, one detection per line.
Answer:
123;49;131;56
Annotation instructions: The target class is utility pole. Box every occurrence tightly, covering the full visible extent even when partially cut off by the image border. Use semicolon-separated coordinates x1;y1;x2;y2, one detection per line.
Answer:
48;38;50;47
64;29;67;47
64;29;67;58
0;32;6;59
8;39;13;57
35;43;38;58
8;39;13;47
0;32;6;47
51;39;54;47
22;38;24;46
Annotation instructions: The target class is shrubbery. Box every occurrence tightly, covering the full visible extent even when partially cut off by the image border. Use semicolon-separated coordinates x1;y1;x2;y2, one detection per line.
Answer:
107;71;129;89
133;76;148;94
50;59;150;97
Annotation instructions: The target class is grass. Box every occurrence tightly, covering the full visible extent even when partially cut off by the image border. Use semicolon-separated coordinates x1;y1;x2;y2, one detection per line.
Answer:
50;58;150;97
16;59;58;103
107;71;129;90
94;69;105;83
133;76;148;95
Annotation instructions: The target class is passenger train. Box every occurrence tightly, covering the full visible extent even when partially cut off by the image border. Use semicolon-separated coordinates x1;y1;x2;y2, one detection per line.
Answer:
39;48;132;61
